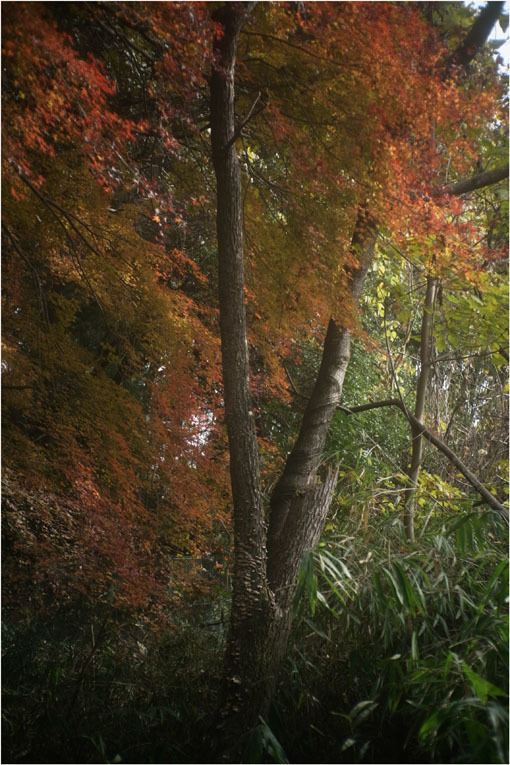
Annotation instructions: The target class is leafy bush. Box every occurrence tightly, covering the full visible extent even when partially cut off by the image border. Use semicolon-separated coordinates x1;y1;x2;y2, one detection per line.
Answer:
277;509;508;763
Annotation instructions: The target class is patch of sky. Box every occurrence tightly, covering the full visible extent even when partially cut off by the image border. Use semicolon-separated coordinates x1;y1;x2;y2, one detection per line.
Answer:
466;0;510;70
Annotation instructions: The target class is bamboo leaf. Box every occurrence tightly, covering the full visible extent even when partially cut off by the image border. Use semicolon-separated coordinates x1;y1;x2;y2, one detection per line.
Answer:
461;662;507;704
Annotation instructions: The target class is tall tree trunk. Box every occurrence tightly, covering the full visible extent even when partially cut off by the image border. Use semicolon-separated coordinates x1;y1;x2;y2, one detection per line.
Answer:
210;9;376;739
210;2;273;737
403;275;437;541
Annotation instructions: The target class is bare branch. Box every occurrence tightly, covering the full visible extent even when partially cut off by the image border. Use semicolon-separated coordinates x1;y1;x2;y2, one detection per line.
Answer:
444;164;509;196
224;91;264;150
341;398;509;521
283;363;307;400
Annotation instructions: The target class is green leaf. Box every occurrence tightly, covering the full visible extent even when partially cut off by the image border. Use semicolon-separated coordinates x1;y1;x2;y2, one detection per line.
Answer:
419;709;440;740
411;630;419;661
373;571;387;606
318;549;353;580
260;718;289;764
341;737;356;752
349;700;379;726
442;651;456;679
393;561;424;612
477;559;509;614
303;617;330;642
383;565;408;608
395;309;411;323
245;719;289;764
461;662;507;704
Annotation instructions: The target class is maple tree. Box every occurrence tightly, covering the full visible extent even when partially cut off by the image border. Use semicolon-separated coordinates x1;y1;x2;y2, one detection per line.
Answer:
2;3;229;621
2;1;508;758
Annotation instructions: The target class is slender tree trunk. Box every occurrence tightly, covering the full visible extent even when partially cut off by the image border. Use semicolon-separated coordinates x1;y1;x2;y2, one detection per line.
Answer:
403;275;437;541
210;3;273;737
267;213;375;577
398;0;506;541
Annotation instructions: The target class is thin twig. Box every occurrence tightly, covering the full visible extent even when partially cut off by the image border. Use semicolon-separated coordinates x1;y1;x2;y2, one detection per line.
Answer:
224;91;264;150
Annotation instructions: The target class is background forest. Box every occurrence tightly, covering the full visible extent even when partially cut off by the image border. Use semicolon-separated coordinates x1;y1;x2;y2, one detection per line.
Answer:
2;2;508;763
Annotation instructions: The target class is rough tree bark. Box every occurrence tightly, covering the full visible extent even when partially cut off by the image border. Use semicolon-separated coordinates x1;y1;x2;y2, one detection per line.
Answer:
210;1;273;737
266;212;376;599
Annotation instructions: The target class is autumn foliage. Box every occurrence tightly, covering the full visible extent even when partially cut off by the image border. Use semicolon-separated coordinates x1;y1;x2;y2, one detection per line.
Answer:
2;2;506;622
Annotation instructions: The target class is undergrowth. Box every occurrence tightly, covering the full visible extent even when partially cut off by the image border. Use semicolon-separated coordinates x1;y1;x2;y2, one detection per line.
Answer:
275;508;509;764
2;601;226;764
2;510;508;763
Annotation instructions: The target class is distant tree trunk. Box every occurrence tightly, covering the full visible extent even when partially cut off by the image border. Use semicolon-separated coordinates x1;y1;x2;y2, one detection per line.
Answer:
340;398;509;521
403;275;437;541
400;1;506;543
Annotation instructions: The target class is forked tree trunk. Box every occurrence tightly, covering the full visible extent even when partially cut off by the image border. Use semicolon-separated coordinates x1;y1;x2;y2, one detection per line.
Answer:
210;6;376;747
